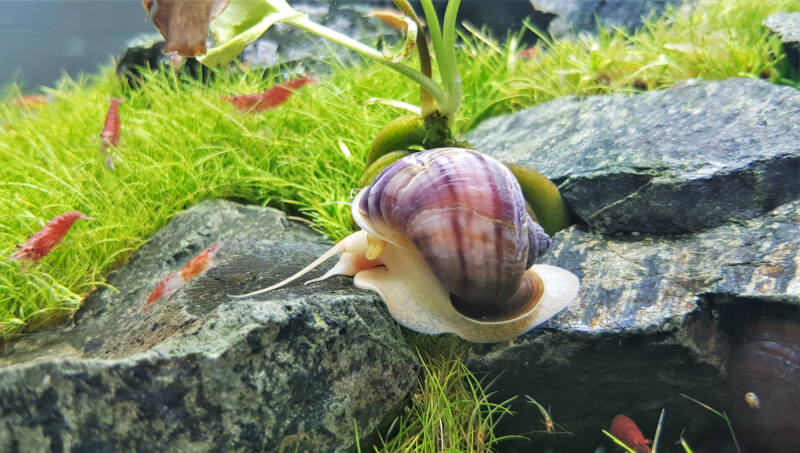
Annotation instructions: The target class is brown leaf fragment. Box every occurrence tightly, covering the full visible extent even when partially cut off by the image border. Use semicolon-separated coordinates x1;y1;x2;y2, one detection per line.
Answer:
143;0;230;57
142;0;154;18
366;8;410;32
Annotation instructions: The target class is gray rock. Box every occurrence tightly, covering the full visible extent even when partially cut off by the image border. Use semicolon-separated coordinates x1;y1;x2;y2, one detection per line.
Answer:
530;0;694;37
469;199;800;451
464;78;800;234
0;200;418;453
764;12;800;74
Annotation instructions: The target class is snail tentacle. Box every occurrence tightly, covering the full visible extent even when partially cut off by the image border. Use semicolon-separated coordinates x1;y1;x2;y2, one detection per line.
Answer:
229;231;374;298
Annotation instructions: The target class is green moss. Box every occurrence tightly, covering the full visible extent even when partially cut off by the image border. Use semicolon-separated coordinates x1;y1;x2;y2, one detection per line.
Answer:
0;63;409;337
371;335;519;452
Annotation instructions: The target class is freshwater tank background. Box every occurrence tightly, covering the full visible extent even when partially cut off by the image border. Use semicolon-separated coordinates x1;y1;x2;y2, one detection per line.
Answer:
0;0;154;90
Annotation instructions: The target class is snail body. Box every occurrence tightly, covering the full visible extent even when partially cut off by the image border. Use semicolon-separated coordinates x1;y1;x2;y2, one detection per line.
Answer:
233;148;579;343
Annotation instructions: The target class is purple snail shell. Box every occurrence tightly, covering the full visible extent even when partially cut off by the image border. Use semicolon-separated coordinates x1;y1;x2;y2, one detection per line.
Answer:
728;317;800;452
231;148;580;343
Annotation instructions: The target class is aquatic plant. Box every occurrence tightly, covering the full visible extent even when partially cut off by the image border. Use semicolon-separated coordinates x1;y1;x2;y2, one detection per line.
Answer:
146;0;457;120
525;395;573;438
679;395;742;453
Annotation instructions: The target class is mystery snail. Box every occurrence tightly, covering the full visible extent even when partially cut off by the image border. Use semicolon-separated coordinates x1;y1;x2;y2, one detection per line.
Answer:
232;148;580;343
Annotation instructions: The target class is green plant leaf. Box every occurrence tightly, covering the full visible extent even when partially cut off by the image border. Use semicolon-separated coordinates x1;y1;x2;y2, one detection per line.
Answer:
199;0;301;67
602;429;638;453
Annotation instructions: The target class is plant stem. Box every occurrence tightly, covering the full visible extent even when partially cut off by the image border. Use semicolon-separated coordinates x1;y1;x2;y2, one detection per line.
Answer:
440;0;462;117
418;0;462;119
391;0;435;114
287;15;447;109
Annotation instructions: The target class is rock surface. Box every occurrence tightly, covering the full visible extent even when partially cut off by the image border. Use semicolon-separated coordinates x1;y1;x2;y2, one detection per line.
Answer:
468;199;800;452
461;78;800;451
465;78;800;234
0;200;418;453
530;0;693;37
764;12;800;74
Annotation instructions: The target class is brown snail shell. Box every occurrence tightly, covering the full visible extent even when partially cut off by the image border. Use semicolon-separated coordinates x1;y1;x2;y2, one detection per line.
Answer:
728;317;800;452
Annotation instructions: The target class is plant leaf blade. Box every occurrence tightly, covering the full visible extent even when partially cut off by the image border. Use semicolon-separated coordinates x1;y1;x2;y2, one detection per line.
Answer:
199;0;299;67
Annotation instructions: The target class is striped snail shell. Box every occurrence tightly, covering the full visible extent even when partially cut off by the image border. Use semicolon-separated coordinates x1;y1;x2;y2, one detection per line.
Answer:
231;148;580;343
354;147;553;321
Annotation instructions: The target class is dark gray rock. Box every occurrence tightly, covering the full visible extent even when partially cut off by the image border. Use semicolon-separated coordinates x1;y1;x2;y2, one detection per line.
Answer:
463;77;800;449
464;78;800;235
530;0;693;37
469;199;800;452
764;12;800;74
0;200;418;453
117;36;213;86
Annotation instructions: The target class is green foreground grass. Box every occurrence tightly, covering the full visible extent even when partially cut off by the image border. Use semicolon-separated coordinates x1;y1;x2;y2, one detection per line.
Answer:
370;336;518;453
1;0;798;450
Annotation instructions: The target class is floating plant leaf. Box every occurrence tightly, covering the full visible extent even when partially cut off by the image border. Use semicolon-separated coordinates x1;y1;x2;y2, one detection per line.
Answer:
143;0;231;57
364;9;418;63
366;8;416;32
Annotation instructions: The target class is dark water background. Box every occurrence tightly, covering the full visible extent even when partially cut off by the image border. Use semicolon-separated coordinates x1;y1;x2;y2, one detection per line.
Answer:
1;0;154;91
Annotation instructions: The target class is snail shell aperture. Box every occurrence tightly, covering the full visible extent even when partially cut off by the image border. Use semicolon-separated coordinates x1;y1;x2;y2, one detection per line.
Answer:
232;148;580;343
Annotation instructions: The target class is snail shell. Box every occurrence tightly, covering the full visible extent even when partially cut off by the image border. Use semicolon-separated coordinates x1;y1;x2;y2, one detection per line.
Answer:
232;148;579;343
354;147;552;321
728;317;800;452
